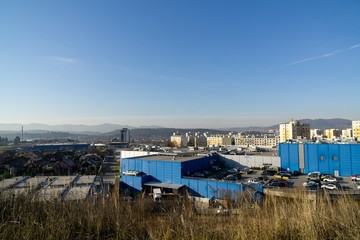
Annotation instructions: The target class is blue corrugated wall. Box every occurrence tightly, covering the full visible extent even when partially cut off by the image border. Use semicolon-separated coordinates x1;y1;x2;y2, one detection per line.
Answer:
280;143;360;176
279;144;299;172
180;178;244;199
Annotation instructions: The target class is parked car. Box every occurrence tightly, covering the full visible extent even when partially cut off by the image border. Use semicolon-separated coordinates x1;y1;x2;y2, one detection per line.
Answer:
262;170;277;176
240;167;253;174
227;168;239;174
248;178;263;185
223;174;241;181
321;183;337;190
350;174;360;182
307;173;321;181
267;178;289;188
308;171;321;176
303;181;319;188
275;171;292;179
321;175;337;182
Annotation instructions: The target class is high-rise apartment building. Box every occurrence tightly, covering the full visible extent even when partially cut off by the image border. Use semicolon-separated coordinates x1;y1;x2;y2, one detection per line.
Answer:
120;128;130;144
279;120;310;143
352;121;360;140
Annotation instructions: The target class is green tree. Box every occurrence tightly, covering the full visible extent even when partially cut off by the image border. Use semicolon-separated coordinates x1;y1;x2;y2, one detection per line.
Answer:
14;136;21;145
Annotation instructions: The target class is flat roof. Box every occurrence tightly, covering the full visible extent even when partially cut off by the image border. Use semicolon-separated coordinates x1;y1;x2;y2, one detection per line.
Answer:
36;187;65;201
0;177;25;189
50;176;77;186
64;186;91;201
144;181;184;190
76;175;96;185
16;177;48;188
133;155;205;162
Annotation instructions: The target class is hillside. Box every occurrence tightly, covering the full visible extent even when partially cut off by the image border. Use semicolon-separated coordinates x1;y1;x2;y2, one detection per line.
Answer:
269;118;352;130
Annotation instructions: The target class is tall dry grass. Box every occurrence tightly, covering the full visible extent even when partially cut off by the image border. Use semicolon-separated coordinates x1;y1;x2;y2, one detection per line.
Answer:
0;190;359;240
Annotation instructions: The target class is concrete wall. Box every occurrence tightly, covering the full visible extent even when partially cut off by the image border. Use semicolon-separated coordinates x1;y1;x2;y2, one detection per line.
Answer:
219;154;280;168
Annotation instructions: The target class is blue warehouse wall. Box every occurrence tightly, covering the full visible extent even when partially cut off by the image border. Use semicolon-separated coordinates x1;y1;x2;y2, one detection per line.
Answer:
350;145;360;175
280;143;360;176
180;178;243;199
121;175;152;192
121;158;182;184
279;144;299;172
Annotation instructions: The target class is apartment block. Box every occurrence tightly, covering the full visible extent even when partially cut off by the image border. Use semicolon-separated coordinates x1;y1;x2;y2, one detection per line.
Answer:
323;129;340;139
207;135;232;146
170;133;188;147
342;128;353;138
234;134;279;147
279;120;310;143
352;120;360;140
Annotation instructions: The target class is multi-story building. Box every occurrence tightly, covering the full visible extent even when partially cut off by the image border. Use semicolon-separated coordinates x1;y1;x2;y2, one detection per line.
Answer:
193;133;207;147
352;121;360;140
323;129;340;139
234;134;279;147
279;120;310;143
342;128;353;138
207;135;232;146
310;129;322;139
120;128;130;144
170;133;188;147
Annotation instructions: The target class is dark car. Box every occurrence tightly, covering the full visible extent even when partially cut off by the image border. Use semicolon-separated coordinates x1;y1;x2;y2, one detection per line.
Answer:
262;170;277;176
223;174;241;181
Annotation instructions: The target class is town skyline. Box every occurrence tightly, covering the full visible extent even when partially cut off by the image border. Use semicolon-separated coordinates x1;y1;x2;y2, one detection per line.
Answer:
1;1;359;127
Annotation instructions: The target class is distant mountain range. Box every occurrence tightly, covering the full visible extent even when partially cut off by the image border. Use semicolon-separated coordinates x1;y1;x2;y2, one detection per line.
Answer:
0;118;353;137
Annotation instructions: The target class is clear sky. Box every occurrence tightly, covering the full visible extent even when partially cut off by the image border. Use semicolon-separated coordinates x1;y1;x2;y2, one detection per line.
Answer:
1;1;359;128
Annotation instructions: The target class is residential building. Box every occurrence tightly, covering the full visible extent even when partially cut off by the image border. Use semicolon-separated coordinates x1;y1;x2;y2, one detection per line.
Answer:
323;129;340;139
352;121;360;140
279;120;310;143
170;133;188;147
342;128;353;138
234;134;279;147
310;129;322;139
207;134;232;146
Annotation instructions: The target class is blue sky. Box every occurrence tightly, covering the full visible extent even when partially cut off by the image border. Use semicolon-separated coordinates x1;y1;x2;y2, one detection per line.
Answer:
1;1;359;128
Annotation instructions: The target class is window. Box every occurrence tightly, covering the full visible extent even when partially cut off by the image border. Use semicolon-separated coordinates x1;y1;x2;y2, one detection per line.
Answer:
320;156;326;161
332;156;338;161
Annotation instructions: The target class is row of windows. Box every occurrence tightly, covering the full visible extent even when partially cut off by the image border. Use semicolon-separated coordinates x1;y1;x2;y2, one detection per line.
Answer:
320;156;338;161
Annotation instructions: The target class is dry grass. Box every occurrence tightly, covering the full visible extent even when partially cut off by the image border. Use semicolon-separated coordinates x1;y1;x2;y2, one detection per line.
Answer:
0;190;360;240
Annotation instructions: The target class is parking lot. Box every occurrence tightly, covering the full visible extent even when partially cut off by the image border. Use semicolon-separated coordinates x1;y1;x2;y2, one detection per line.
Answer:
238;169;358;191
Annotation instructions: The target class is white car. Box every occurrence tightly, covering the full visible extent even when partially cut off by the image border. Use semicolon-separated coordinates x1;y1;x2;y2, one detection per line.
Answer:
308;171;321;176
321;183;337;190
321;175;337;182
248;178;263;185
303;181;319;188
350;174;360;181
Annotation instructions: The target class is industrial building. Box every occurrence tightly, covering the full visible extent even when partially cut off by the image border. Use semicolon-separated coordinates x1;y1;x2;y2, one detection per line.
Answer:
279;143;360;177
120;154;258;199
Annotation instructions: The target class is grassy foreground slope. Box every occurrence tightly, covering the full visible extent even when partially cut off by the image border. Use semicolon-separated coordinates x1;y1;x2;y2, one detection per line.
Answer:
0;192;359;240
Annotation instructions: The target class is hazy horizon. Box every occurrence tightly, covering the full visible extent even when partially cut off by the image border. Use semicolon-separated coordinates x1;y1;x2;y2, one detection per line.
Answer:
1;1;359;127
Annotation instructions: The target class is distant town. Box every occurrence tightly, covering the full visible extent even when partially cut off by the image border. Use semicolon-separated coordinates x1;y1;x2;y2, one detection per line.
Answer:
1;119;360;203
